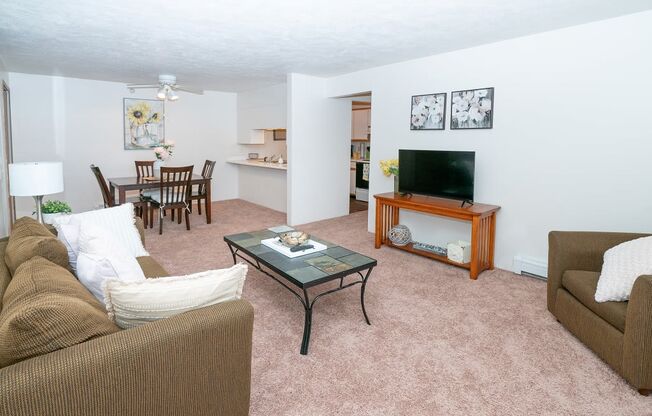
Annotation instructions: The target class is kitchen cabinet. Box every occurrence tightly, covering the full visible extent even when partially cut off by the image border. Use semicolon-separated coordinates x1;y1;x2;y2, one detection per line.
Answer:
238;129;273;145
351;108;370;141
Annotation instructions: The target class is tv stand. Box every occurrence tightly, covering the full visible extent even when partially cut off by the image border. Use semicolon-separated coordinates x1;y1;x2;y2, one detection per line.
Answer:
460;200;473;208
374;192;500;279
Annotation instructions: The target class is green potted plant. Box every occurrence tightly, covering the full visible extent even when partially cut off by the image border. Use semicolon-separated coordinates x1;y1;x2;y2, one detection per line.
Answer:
41;200;72;224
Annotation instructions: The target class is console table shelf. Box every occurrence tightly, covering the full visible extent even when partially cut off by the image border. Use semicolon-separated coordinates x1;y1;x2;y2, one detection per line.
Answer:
387;241;471;269
374;192;500;279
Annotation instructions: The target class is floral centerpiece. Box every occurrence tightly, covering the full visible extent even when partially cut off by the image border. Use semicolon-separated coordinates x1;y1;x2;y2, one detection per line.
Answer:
153;140;175;173
154;140;175;161
380;159;399;193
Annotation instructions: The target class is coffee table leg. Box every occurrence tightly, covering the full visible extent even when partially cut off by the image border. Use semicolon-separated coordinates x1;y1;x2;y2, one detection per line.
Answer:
360;268;374;325
227;244;237;264
300;288;312;355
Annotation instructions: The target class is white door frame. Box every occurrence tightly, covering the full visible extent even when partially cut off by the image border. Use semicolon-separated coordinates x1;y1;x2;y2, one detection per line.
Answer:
0;81;14;236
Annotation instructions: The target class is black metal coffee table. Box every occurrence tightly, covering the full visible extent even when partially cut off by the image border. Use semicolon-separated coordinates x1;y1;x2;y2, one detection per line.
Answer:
224;229;377;355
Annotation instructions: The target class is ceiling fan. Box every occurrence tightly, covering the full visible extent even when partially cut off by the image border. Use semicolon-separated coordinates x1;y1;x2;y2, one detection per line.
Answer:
126;74;203;101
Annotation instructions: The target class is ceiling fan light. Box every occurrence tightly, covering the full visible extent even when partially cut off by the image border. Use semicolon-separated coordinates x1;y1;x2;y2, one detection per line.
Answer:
167;89;179;101
156;86;167;100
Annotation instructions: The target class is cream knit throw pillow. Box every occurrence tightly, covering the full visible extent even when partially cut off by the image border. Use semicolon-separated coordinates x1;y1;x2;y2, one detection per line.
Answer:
595;236;652;303
103;263;247;328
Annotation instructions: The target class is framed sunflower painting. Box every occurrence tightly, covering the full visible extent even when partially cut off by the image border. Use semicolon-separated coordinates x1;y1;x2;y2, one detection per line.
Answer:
123;98;165;150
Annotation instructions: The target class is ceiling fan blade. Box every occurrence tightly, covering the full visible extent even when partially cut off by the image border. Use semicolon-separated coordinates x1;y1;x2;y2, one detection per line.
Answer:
174;86;204;95
126;84;159;89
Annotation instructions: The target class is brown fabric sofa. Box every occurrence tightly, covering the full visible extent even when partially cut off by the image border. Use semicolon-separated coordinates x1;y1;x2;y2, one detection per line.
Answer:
548;231;652;395
0;218;254;415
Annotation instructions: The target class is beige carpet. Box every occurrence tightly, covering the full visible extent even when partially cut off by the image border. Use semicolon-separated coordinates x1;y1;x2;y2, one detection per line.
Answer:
145;199;651;415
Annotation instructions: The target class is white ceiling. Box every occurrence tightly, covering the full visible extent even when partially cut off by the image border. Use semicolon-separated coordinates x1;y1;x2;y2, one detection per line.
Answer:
1;0;651;92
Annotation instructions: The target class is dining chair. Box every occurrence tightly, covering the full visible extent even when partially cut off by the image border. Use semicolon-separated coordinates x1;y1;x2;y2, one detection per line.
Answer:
133;160;156;205
90;164;148;227
135;160;155;178
144;165;194;235
189;160;216;221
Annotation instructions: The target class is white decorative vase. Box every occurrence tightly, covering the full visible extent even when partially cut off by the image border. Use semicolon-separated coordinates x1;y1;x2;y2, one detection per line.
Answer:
42;212;66;225
153;159;165;176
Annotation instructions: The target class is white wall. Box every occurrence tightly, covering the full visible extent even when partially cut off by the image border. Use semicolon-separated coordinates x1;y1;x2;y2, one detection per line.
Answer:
287;73;351;225
8;73;238;216
237;83;287;158
325;11;652;271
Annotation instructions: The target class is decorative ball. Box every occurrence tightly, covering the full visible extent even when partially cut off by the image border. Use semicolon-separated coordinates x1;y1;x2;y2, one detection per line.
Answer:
388;225;412;246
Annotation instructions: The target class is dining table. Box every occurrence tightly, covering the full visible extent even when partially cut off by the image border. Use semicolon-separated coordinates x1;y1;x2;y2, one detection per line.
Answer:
107;174;212;224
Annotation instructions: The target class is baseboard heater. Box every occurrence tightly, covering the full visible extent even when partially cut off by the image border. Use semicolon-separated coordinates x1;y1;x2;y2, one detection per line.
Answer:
513;256;547;280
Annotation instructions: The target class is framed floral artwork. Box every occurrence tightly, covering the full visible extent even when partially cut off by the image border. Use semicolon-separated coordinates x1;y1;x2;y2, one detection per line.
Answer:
450;87;494;129
123;98;165;149
410;93;446;130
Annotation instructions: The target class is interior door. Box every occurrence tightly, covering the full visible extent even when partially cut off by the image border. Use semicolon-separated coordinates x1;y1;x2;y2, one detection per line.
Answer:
0;81;14;236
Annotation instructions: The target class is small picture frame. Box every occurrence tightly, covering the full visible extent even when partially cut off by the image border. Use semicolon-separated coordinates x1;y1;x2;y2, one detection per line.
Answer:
410;93;446;130
450;87;494;130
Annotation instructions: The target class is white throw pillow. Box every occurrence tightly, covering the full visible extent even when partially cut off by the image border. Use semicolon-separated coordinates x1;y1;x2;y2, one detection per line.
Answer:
103;263;248;329
53;203;148;258
76;222;145;302
595;236;652;302
55;222;81;273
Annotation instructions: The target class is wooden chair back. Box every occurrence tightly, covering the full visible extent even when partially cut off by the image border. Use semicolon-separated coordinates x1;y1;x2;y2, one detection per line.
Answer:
90;164;114;207
158;165;194;207
198;160;216;195
135;160;155;178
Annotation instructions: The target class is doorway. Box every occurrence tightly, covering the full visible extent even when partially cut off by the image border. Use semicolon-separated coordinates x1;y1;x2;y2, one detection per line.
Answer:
349;95;371;214
0;81;14;236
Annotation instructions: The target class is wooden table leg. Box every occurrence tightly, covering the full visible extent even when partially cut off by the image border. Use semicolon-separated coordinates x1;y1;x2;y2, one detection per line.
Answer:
205;179;212;224
392;206;400;228
374;201;382;248
118;188;126;205
488;213;496;270
470;216;480;280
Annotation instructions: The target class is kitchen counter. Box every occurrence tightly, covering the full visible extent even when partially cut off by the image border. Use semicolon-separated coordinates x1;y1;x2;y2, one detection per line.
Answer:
227;156;287;213
227;158;288;171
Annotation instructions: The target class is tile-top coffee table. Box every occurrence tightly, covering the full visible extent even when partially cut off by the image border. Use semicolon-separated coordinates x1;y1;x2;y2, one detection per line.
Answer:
224;229;377;355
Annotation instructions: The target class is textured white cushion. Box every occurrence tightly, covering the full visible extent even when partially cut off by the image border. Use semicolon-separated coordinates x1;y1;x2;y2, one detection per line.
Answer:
76;223;145;302
53;203;148;258
103;263;248;329
595;236;652;302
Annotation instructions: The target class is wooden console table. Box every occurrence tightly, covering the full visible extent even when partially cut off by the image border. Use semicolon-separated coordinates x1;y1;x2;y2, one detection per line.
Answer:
374;192;500;279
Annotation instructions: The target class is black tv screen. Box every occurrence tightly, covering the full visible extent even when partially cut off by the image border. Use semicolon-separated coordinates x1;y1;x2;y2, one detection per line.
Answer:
398;150;475;201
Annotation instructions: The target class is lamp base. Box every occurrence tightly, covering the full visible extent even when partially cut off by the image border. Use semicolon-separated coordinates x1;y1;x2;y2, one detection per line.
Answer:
33;195;44;223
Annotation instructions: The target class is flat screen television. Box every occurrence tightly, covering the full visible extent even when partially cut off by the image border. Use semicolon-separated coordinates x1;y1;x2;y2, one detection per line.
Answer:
398;149;475;202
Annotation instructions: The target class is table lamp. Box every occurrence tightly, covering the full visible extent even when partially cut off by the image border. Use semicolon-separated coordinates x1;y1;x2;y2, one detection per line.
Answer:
9;162;64;223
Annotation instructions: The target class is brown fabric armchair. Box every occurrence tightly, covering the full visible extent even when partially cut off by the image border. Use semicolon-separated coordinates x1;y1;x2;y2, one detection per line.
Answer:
548;231;652;395
0;218;254;415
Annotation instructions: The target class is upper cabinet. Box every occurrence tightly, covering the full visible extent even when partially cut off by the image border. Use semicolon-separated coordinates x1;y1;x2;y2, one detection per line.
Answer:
351;108;370;141
240;129;273;145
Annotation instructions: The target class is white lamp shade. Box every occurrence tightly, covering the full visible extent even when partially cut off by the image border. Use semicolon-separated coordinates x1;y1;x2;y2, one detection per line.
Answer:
9;162;64;196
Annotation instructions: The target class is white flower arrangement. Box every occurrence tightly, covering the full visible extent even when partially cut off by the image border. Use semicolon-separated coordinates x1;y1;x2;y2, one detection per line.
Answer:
154;139;175;161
